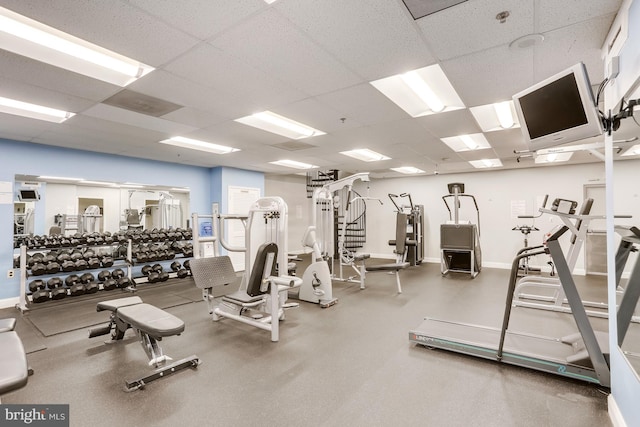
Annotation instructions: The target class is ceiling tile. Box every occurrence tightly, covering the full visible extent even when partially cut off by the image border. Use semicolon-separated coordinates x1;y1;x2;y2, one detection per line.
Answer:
536;0;622;33
81;104;197;135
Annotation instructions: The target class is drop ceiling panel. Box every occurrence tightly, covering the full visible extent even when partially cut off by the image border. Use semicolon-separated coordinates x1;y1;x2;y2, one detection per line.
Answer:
536;0;622;33
0;51;120;103
0;0;200;66
273;98;362;133
0;76;97;113
415;109;481;138
164;43;306;111
416;0;534;61
276;0;436;80
533;15;615;84
211;9;362;97
442;45;534;107
198;120;289;147
0;115;56;139
315;83;409;126
128;0;265;41
81;104;197;135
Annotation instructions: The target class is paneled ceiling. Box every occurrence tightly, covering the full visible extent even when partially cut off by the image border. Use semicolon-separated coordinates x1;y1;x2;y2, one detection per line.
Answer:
0;0;637;177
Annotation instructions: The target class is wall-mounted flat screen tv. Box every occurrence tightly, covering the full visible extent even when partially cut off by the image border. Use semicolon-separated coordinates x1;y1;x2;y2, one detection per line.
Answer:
18;189;40;201
512;62;603;150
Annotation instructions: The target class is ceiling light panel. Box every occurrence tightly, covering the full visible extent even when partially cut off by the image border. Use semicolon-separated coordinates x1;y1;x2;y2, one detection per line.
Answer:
468;158;502;168
0;96;74;123
159;136;239;154
0;6;154;86
441;133;491;152
270;159;318;169
469;101;520;132
621;144;640;157
535;152;573;163
235;111;325;139
340;148;391;162
390;166;425;174
370;64;465;118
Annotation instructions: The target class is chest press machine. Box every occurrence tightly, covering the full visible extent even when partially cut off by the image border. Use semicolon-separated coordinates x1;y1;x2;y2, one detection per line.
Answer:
89;297;199;391
189;197;302;342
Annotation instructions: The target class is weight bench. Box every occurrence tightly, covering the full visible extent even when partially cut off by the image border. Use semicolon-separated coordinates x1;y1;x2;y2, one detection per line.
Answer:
190;242;302;342
0;319;29;403
89;296;199;391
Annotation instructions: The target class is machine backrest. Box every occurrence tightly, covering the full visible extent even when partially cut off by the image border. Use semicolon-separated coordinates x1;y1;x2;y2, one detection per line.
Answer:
190;255;239;296
246;242;278;297
395;213;408;255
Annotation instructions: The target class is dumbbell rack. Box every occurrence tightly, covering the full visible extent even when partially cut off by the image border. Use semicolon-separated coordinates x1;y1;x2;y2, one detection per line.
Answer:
15;240;134;312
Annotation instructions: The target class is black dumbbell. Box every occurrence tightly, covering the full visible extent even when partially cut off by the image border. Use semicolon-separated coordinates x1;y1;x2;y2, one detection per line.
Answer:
111;268;125;279
152;264;163;273
84;281;99;294
46;261;61;274
28;279;46;293
80;273;95;284
47;277;63;289
176;269;189;279
87;258;101;270
69;283;86;296
75;259;88;271
101;257;114;268
65;274;80;287
116;277;130;288
147;272;160;283
183;260;190;271
97;270;111;282
102;278;117;291
170;261;182;272
31;263;47;276
61;260;76;272
158;271;170;282
31;289;50;303
141;265;153;276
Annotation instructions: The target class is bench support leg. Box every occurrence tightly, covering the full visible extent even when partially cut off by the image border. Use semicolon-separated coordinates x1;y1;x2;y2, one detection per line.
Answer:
125;355;200;391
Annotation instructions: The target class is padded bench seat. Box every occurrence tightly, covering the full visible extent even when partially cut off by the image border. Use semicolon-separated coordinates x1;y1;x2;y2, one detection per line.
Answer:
0;318;16;333
97;296;145;312
0;331;29;395
117;304;185;338
366;262;410;272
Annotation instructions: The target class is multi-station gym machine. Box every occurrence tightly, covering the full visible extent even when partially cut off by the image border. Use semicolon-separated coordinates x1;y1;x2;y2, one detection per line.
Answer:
440;183;482;278
388;193;424;266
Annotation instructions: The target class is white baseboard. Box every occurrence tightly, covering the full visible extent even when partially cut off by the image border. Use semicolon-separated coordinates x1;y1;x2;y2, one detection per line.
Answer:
608;394;627;427
0;297;20;309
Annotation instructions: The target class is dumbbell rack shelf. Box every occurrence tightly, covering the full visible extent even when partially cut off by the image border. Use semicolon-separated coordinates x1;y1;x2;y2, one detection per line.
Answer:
16;240;133;312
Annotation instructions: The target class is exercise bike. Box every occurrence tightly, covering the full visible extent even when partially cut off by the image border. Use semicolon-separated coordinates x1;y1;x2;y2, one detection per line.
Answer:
298;226;337;308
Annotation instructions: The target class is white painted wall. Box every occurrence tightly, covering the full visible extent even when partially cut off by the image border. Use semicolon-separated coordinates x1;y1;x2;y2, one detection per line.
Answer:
266;160;640;272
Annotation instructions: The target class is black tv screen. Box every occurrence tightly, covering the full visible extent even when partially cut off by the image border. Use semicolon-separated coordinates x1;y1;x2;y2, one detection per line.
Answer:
18;189;40;201
513;63;603;150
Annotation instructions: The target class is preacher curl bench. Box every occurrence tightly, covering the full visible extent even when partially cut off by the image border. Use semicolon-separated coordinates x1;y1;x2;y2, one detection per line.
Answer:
89;297;199;391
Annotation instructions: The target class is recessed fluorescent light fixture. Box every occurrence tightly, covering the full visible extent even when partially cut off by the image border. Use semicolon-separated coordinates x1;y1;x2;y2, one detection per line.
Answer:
264;0;278;3
235;111;325;140
535;152;573;163
170;187;190;192
0;6;154;86
0;96;74;123
340;149;390;162
441;133;491;152
370;64;465;117
159;136;239;154
38;175;83;181
391;166;425;174
622;144;640;156
469;158;502;168
270;159;318;170
121;183;145;189
469;101;520;132
80;180;117;186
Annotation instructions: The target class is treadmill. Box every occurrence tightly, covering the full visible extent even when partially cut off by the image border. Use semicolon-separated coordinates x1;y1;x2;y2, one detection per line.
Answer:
409;204;640;387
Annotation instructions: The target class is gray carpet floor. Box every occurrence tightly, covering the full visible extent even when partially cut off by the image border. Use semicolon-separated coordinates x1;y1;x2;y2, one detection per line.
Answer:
0;260;613;427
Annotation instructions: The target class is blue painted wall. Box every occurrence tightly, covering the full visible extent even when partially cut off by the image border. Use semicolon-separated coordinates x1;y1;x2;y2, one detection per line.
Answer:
0;139;263;301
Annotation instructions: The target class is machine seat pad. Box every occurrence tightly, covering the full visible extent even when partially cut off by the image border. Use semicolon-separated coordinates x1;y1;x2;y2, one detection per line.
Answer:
0;318;17;333
0;331;28;394
223;291;265;304
97;296;144;312
366;262;410;272
117;304;185;338
353;253;371;261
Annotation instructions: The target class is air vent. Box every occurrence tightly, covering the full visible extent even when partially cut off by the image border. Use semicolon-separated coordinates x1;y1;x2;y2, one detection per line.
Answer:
102;89;183;117
271;141;316;151
402;0;468;20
